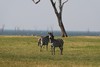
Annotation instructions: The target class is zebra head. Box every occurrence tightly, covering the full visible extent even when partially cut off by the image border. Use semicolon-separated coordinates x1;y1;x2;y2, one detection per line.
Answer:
48;32;54;43
48;32;54;39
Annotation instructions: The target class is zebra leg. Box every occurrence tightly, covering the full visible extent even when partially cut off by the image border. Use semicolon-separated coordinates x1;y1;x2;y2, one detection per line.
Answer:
40;46;42;52
61;47;63;55
59;47;63;55
51;46;53;55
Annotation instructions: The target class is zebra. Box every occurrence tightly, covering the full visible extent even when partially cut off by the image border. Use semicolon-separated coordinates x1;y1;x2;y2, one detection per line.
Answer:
38;35;49;52
48;32;64;55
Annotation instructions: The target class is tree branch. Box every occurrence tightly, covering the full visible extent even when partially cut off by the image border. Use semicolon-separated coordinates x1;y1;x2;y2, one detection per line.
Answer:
50;0;58;15
61;0;68;12
62;0;68;7
32;0;41;4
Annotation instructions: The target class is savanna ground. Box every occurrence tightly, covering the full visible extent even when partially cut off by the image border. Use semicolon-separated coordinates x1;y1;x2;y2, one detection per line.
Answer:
0;36;100;67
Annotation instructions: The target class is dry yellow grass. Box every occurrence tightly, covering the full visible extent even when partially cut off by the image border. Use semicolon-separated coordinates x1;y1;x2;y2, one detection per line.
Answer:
0;36;100;67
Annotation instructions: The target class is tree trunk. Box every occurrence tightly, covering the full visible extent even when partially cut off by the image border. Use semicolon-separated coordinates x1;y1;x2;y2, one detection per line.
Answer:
57;15;68;37
50;0;68;37
56;9;68;37
58;20;68;37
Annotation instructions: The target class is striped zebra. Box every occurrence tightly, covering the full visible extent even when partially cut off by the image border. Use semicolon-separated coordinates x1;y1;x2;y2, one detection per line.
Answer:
48;32;64;55
38;36;49;52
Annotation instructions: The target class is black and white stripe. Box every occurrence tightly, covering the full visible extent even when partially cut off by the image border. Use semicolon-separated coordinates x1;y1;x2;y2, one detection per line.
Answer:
38;36;49;52
48;32;64;55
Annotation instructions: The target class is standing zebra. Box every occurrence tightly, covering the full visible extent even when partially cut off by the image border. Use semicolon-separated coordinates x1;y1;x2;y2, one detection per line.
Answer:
38;36;49;52
48;32;64;55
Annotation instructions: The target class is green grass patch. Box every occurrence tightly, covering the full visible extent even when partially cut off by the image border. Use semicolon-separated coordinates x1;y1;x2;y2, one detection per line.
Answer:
0;36;100;67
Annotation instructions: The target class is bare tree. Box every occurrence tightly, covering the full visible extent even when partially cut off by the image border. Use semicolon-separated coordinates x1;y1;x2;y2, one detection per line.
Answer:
32;0;68;37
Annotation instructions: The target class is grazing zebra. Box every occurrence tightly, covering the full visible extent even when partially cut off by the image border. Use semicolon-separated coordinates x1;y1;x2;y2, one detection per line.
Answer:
38;36;49;52
48;32;64;55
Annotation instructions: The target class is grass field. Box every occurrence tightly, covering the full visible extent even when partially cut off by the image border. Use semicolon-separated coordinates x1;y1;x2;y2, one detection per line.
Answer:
0;36;100;67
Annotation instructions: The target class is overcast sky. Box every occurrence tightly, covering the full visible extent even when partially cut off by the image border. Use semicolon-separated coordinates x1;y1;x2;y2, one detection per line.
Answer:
0;0;100;31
